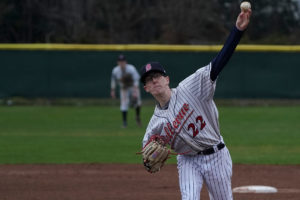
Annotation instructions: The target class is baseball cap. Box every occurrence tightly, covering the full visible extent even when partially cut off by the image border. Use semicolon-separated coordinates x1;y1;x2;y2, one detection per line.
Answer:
117;54;126;61
140;62;167;84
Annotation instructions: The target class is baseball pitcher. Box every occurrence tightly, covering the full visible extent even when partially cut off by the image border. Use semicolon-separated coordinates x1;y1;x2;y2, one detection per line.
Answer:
139;7;251;200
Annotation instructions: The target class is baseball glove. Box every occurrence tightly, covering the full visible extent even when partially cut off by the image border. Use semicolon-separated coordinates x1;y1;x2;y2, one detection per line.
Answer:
121;73;134;89
139;135;170;173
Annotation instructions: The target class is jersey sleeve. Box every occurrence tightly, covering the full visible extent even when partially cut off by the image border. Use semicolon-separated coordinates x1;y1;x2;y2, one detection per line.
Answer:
210;26;244;81
142;115;165;147
179;63;216;101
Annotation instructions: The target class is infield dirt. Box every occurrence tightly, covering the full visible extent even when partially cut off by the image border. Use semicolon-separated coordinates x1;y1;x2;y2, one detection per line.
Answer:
0;164;299;200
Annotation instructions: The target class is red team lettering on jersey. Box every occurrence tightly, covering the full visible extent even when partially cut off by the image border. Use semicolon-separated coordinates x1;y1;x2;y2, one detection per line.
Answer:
163;103;189;142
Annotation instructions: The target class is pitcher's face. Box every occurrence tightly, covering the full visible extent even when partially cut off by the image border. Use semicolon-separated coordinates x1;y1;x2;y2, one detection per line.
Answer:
144;72;170;96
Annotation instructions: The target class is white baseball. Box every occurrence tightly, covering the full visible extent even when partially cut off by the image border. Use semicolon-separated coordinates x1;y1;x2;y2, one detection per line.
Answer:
240;1;251;11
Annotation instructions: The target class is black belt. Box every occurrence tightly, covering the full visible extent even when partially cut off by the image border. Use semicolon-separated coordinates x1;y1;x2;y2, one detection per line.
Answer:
198;143;225;155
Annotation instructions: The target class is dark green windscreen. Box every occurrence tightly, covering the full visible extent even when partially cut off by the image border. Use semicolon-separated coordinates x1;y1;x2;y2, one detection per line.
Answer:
0;50;299;98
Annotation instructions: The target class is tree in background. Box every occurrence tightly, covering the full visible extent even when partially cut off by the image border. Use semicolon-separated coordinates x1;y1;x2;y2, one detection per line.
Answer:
0;0;299;44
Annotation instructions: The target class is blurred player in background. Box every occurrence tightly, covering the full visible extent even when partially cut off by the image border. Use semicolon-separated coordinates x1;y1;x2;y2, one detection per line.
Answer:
111;54;142;128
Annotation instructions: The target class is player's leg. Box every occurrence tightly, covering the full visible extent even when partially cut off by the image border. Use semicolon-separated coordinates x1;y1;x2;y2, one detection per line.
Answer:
120;89;130;128
135;106;141;126
177;155;203;200
202;147;233;200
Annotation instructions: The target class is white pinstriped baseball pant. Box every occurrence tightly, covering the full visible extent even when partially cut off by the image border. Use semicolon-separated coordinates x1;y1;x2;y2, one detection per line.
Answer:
177;147;233;200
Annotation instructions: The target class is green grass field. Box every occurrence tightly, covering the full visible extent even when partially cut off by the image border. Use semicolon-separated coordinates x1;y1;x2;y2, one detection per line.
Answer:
0;105;299;164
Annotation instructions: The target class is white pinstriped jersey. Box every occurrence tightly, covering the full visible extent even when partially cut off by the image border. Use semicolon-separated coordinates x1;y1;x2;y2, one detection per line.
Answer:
143;63;223;155
111;64;140;89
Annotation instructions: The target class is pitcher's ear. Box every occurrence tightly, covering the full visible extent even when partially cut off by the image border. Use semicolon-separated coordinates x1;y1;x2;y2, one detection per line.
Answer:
144;85;149;93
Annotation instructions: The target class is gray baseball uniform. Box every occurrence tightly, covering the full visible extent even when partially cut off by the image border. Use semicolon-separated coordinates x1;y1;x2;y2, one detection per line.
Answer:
141;25;246;200
111;63;141;111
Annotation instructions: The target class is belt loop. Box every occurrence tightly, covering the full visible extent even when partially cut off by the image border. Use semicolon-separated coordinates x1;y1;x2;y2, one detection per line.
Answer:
213;145;218;153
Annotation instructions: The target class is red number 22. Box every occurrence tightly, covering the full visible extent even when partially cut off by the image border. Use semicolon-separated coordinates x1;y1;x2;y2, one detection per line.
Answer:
188;115;206;137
